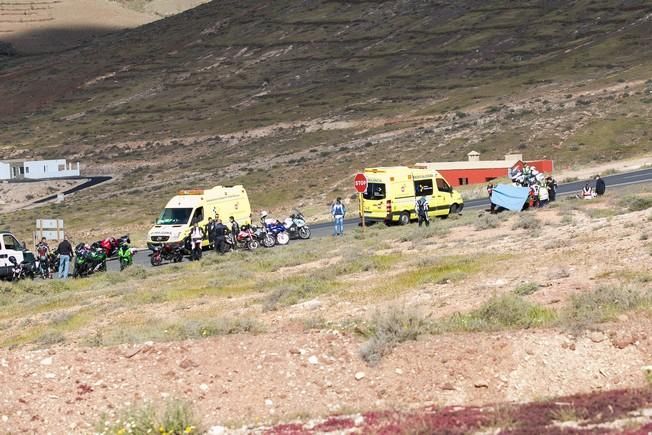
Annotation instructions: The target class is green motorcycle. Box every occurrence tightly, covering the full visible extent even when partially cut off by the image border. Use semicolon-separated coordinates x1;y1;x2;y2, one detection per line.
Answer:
118;244;133;271
73;244;107;278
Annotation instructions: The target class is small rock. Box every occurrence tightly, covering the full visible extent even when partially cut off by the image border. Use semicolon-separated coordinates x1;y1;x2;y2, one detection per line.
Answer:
441;383;456;391
265;399;273;407
354;415;364;425
40;357;53;366
178;358;198;370
395;368;403;375
612;334;637;349
474;380;489;388
199;383;209;392
44;373;56;379
617;314;629;322
299;299;322;310
288;348;301;355
207;426;226;435
355;371;365;381
589;331;606;343
308;356;319;365
1;415;7;423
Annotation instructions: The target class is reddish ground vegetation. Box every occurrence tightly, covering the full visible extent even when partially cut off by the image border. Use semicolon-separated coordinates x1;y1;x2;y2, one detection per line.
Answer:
264;388;652;434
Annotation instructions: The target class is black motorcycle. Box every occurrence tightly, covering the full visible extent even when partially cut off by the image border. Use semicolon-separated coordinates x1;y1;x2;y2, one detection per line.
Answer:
149;243;185;266
8;255;35;281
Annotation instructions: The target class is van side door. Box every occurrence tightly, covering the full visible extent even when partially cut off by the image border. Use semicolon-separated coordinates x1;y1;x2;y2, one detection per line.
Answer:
2;234;24;265
435;177;454;214
413;178;434;217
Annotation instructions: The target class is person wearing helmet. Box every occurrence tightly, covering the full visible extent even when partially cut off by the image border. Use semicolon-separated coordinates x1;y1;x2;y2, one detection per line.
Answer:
117;242;133;271
229;216;240;251
190;222;204;261
260;210;276;227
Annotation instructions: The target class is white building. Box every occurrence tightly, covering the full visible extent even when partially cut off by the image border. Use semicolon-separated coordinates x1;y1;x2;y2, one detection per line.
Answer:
0;159;80;180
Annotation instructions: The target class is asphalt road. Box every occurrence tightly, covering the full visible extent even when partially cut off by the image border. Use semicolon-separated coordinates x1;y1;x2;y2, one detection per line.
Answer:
34;176;112;204
109;167;652;271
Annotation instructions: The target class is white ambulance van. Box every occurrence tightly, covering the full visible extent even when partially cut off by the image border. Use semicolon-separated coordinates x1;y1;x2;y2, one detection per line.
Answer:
147;185;251;249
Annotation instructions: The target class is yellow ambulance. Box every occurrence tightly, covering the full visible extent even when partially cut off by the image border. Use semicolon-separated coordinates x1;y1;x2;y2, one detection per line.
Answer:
147;185;251;249
361;166;463;224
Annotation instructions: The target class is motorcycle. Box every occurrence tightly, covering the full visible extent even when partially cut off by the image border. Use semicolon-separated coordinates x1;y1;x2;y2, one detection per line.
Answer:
266;221;290;245
284;210;311;240
149;243;184;266
225;225;259;251
8;255;34;281
253;225;276;248
117;245;134;271
73;244;107;278
92;235;131;258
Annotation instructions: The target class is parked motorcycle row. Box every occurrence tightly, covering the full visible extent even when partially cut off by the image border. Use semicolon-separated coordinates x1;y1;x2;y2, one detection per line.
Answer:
150;210;311;266
6;211;311;280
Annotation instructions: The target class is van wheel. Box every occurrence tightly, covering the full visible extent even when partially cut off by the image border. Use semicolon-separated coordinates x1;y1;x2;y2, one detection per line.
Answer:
450;204;460;215
399;212;410;225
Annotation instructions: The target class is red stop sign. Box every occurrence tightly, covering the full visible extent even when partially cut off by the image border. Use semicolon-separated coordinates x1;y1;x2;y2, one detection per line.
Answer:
354;173;368;193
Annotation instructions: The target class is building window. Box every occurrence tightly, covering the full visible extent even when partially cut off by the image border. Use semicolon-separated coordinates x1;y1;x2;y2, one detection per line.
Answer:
58;164;66;171
458;178;469;186
25;167;29;174
19;167;24;175
485;177;495;182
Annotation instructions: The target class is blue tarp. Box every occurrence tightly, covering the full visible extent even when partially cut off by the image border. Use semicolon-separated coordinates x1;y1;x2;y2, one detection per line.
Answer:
491;184;530;212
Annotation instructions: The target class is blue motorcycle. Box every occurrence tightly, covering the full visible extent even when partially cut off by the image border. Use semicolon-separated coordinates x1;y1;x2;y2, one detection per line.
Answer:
266;221;290;245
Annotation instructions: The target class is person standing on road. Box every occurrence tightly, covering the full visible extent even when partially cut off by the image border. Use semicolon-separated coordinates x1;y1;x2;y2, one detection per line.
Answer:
487;183;496;214
212;219;227;254
37;237;50;278
546;176;558;202
190;222;204;261
229;216;240;250
595;175;606;196
57;236;73;279
331;197;346;236
415;196;430;227
205;217;215;249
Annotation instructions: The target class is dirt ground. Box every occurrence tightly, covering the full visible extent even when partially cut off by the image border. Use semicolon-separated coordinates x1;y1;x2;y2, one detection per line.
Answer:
0;179;81;212
0;196;651;432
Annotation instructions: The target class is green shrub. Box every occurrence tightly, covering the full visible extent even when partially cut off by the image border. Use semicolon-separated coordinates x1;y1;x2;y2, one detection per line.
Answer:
512;215;541;230
437;294;556;332
262;277;335;311
620;195;652;212
562;286;650;326
97;400;200;435
359;306;429;365
514;282;540;296
474;214;500;231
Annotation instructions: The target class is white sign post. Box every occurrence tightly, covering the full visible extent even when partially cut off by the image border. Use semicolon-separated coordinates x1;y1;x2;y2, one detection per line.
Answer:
34;219;64;248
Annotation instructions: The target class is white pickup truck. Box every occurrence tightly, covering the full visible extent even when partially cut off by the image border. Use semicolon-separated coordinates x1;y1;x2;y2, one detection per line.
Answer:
0;232;33;280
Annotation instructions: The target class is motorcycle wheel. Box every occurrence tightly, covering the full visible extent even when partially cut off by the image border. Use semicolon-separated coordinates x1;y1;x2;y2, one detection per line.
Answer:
262;235;275;248
99;261;107;272
247;240;259;250
151;255;162;267
298;226;311;239
276;232;290;245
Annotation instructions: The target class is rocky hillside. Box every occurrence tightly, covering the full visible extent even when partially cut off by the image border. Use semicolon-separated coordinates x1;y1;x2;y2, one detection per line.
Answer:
1;0;651;233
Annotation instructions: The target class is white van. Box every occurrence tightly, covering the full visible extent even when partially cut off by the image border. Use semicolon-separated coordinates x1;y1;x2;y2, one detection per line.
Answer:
147;185;251;249
0;232;30;280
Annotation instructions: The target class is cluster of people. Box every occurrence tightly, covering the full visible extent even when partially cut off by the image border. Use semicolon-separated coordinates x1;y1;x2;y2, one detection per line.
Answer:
35;236;74;279
578;175;606;199
510;164;558;208
190;215;240;260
